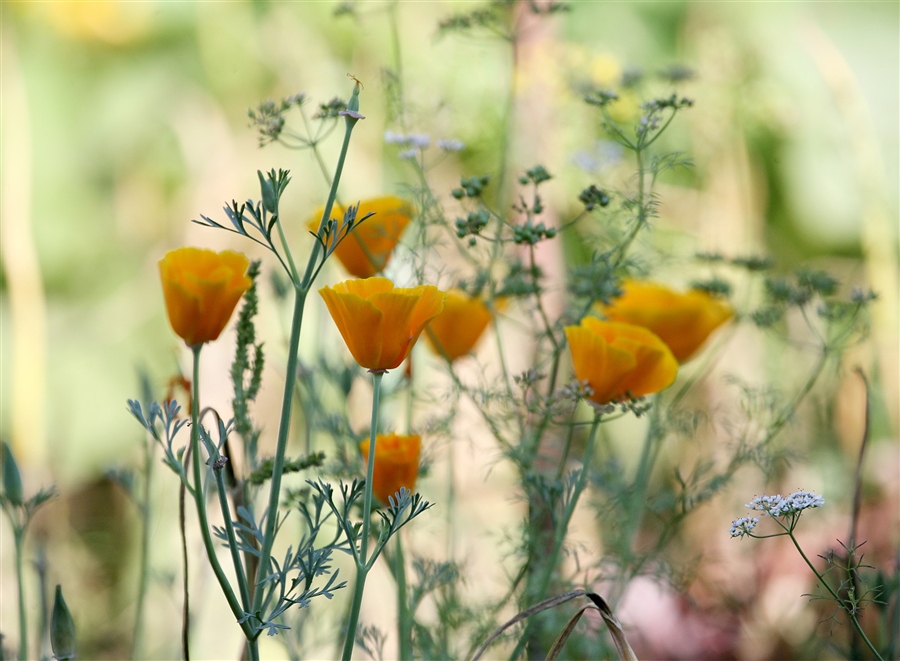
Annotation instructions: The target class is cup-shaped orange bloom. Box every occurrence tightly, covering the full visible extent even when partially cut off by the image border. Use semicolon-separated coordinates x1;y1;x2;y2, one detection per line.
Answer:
308;196;413;278
159;248;251;347
359;433;421;505
319;277;445;371
564;318;678;405
424;289;493;362
599;281;733;362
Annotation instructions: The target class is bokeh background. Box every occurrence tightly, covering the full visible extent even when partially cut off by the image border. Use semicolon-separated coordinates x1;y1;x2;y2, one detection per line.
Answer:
1;1;897;659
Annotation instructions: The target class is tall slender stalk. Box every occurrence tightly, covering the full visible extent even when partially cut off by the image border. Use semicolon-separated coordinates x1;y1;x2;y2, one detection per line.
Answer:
341;371;385;660
252;83;363;631
509;412;603;660
394;537;413;661
188;346;257;655
130;437;155;659
15;527;27;661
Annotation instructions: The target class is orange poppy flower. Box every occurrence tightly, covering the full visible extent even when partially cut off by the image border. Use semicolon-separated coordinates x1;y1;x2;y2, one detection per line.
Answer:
599;281;733;362
319;277;445;372
359;433;421;505
159;248;251;347
424;289;493;362
564;318;678;405
308;196;413;278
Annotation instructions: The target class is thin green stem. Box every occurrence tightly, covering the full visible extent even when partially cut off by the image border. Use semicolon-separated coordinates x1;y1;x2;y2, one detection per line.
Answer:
15;526;27;661
188;346;254;643
509;412;603;660
554;409;580;481
212;463;251;612
253;85;362;625
341;371;385;661
786;531;884;661
130;439;155;660
252;286;307;619
394;536;413;661
212;462;258;661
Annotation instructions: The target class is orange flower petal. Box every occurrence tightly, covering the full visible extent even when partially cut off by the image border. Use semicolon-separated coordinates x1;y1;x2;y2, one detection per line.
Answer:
319;278;444;371
159;248;251;346
566;318;678;404
359;433;421;505
600;281;733;362
425;290;493;362
564;324;637;404
308;196;414;278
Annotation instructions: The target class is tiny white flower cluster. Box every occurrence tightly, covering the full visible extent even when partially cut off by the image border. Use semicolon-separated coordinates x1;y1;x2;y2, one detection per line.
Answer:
383;130;465;154
745;490;825;518
730;490;824;539
729;516;759;538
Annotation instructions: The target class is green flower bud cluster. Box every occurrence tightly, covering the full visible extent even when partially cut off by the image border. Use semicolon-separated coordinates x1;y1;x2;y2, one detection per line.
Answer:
451;175;490;199
578;185;610;211
513;218;557;245
455;209;490;246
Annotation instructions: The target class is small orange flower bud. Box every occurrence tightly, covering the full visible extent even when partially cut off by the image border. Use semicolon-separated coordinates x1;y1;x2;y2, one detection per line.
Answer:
359;433;421;506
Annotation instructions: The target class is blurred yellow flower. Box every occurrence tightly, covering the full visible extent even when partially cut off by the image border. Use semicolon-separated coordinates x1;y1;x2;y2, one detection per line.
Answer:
600;281;734;362
589;53;622;88
607;89;641;124
308;196;413;278
359;433;421;506
424;290;493;362
564;318;678;405
319;277;445;372
39;1;151;44
158;248;251;347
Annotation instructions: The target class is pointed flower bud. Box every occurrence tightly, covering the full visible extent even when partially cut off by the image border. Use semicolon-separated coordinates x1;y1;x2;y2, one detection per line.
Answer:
51;584;76;661
1;440;23;505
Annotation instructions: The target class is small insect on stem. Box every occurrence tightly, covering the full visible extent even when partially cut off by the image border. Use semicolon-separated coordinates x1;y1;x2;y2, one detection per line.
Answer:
347;73;364;90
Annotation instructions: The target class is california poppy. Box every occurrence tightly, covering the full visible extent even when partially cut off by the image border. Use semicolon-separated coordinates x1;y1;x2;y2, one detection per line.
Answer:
424;290;493;362
159;248;251;347
359;433;421;505
308;196;413;278
599;281;733;362
564;318;678;405
319;277;445;371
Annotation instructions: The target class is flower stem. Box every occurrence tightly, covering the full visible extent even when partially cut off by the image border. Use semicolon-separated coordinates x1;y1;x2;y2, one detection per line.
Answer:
509;412;603;660
252;287;306;618
394;536;413;661
253;82;361;632
130;437;155;660
787;531;884;661
341;371;385;661
188;346;254;643
14;526;27;661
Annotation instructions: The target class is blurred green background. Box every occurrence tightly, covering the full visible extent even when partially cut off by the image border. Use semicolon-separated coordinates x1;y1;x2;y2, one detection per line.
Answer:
1;1;897;659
